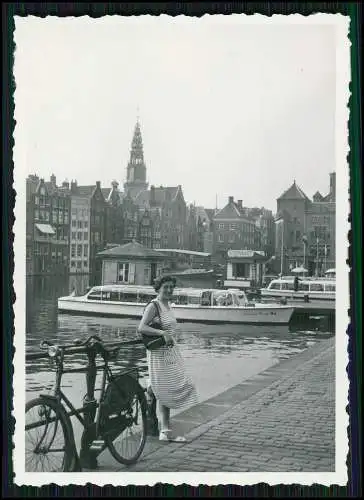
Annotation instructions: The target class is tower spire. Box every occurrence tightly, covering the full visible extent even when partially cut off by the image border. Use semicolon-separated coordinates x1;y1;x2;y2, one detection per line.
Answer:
124;119;148;198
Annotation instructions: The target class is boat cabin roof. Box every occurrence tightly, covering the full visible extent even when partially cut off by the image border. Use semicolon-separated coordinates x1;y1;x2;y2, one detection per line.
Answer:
87;285;245;297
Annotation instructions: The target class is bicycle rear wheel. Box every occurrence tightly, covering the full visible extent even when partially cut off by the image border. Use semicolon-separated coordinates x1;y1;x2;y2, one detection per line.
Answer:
103;376;147;466
25;397;74;472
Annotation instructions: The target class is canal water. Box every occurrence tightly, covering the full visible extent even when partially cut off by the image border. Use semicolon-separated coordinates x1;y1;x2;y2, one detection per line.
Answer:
26;275;334;447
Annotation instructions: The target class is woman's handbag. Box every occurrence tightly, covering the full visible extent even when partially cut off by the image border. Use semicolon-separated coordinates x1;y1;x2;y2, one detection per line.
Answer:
141;301;167;351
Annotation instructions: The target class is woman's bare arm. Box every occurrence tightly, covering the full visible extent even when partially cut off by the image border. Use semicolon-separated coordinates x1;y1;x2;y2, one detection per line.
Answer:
137;303;164;337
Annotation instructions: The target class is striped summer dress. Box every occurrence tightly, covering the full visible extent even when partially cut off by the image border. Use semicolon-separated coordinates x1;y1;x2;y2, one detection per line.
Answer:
147;299;198;410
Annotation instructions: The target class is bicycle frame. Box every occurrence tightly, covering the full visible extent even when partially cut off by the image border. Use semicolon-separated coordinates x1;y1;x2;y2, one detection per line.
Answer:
40;342;141;462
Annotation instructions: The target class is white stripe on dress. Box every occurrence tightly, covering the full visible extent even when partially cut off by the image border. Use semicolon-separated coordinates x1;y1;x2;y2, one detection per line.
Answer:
147;299;198;410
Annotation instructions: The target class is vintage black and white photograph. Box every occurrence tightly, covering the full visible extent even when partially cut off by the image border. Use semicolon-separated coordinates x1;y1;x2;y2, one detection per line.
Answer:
13;14;350;486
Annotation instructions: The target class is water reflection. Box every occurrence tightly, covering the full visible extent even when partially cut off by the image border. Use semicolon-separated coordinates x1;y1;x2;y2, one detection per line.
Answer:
26;275;334;404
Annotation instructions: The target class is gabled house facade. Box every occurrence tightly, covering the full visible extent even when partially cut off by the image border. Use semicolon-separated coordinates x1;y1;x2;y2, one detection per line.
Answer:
213;196;257;266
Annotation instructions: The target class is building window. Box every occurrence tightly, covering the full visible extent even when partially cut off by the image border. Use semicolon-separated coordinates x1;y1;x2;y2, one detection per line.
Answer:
228;234;235;243
218;223;224;229
77;245;82;257
117;263;129;283
84;221;88;228
71;244;76;258
77;232;82;240
84;244;88;257
218;233;224;242
230;224;237;230
71;232;76;240
78;221;82;228
84;232;88;241
34;196;39;205
94;232;100;242
77;261;82;269
70;260;75;268
34;210;39;220
234;263;248;278
83;260;88;268
72;220;76;228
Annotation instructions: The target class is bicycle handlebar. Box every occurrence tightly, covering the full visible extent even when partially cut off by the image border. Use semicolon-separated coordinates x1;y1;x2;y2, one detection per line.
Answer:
39;335;123;360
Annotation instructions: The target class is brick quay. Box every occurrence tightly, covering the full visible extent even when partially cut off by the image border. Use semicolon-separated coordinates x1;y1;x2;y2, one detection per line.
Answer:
92;336;335;473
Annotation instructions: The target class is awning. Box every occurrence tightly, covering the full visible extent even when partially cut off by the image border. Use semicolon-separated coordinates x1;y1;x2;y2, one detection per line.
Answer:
35;223;56;235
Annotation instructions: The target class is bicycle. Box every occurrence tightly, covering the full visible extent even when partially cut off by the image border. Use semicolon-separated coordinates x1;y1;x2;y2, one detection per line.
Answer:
25;335;148;472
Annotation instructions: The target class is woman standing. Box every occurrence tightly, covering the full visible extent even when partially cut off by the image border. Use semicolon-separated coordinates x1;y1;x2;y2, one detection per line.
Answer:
138;275;198;442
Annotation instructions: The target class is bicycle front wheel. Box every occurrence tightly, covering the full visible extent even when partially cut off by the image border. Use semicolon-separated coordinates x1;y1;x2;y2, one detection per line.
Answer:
103;378;147;466
25;397;74;472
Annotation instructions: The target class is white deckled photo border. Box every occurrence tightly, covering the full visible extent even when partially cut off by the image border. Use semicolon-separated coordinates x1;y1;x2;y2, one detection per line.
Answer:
12;12;351;487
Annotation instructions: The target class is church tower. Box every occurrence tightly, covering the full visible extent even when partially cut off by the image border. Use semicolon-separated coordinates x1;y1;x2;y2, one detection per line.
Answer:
124;120;149;199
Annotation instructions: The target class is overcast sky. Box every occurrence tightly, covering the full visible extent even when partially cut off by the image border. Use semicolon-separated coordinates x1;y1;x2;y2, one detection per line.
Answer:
14;16;337;212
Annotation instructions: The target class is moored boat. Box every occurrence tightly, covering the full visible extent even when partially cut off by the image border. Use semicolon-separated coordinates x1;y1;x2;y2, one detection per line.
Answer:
260;277;335;302
57;285;294;325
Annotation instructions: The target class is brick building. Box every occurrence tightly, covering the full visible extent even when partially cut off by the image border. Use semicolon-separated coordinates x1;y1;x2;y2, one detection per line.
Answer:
69;180;107;284
212;196;257;266
275;173;336;275
26;174;70;275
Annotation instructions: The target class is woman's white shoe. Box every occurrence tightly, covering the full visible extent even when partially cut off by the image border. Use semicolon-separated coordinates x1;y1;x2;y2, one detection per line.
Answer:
159;429;188;442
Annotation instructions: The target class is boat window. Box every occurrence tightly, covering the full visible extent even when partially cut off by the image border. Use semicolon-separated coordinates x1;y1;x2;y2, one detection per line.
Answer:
110;291;120;301
324;284;335;292
201;291;212;307
310;283;324;292
298;283;309;291
281;283;291;290
232;294;240;306
138;293;153;303
269;282;281;290
101;291;112;301
88;290;102;300
285;282;294;290
213;291;229;306
121;292;137;303
226;293;233;306
188;295;201;305
172;294;188;305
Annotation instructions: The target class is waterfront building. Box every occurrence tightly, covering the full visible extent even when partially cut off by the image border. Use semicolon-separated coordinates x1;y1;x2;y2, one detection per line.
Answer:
275;173;336;275
26;174;70;275
69;180;107;283
195;207;216;254
97;240;165;286
224;249;267;289
212;196;257;266
185;204;205;253
102;180;124;246
244;207;275;258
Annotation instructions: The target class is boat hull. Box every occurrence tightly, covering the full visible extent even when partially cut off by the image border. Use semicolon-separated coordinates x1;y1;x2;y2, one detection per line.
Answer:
57;298;294;325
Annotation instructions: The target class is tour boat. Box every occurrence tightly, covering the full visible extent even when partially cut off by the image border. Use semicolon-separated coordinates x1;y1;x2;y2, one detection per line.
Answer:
57;285;294;325
260;277;335;302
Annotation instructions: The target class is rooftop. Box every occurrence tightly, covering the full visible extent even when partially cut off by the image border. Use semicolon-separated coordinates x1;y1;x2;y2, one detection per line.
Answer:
97;240;166;260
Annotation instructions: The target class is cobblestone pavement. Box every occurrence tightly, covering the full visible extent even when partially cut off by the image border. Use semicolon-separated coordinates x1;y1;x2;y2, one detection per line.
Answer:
128;342;335;472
